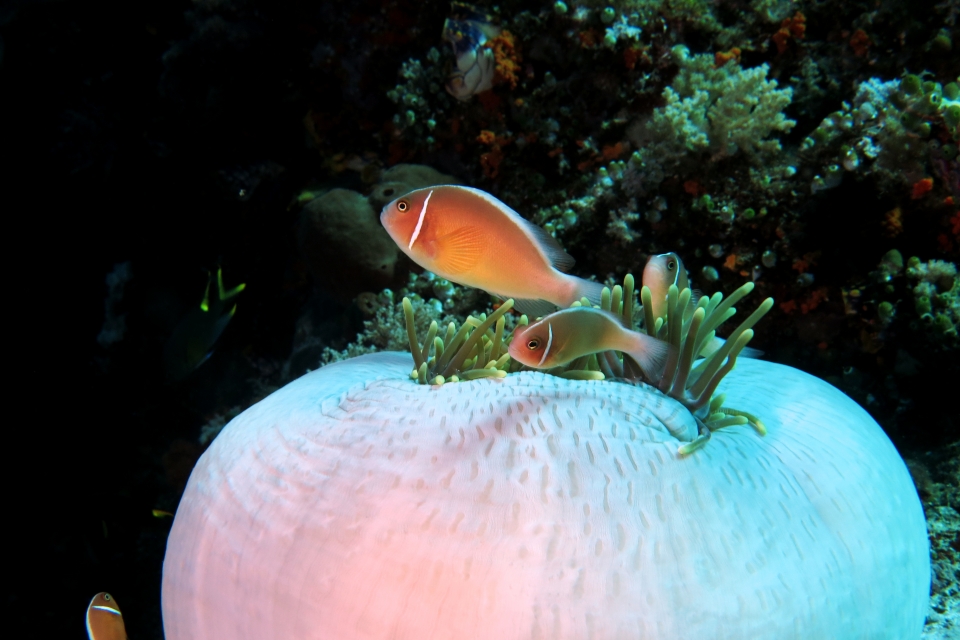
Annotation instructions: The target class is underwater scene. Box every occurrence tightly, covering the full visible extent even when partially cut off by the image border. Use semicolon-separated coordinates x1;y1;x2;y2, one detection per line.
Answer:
5;0;958;638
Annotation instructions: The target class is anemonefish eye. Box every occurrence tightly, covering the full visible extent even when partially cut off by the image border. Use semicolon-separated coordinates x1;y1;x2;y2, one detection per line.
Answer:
526;339;540;350
667;259;676;270
396;200;409;212
104;594;112;600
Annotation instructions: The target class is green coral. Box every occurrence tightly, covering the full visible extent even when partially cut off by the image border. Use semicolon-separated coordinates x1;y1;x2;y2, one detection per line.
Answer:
801;74;960;194
387;51;454;147
573;0;723;35
649;45;796;162
907;257;960;346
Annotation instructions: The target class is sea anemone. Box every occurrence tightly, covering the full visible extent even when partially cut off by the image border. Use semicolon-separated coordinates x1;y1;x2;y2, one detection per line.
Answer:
161;281;929;639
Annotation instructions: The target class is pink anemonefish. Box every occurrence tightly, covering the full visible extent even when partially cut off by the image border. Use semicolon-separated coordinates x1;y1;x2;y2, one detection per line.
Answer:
86;592;128;640
642;252;761;359
641;252;691;322
380;185;603;317
509;307;673;382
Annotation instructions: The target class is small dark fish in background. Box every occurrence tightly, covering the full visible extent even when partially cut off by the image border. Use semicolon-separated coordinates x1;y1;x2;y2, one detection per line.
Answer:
163;268;245;381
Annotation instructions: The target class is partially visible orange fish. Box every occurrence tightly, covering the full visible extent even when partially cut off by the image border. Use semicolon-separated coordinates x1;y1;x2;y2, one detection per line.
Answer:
86;592;128;640
508;307;673;382
380;186;603;316
642;252;690;321
642;252;760;358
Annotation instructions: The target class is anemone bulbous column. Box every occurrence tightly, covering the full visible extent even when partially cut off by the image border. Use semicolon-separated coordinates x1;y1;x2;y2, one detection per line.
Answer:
161;352;929;639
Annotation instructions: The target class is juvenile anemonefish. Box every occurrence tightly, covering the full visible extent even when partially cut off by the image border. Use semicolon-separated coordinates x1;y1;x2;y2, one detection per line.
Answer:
380;186;603;316
642;252;761;358
641;252;691;321
86;592;128;640
509;307;673;382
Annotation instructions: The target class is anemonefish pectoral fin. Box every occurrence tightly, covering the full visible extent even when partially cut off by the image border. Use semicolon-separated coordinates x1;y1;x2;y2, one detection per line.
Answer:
433;226;485;275
740;345;763;358
517;217;575;272
512;298;557;318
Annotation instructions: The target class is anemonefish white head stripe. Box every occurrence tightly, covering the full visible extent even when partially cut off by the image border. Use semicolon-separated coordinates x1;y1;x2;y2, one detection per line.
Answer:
537;322;553;367
381;185;604;316
407;189;433;250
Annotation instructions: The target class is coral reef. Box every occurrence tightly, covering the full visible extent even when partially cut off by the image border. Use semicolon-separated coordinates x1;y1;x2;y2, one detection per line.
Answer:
910;442;960;639
800;74;960;196
628;45;795;185
907;256;960;345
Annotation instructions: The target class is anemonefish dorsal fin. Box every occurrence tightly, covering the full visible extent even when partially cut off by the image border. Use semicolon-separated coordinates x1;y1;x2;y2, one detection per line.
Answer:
459;186;575;272
432;225;485;275
515;217;576;272
513;297;557;318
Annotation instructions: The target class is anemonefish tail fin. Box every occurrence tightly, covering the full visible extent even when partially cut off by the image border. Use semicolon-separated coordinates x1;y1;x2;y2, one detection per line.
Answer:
624;333;674;384
573;278;605;307
698;337;763;359
518;217;576;271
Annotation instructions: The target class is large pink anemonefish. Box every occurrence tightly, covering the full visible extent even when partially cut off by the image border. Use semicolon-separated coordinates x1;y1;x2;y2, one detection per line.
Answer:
380;185;603;316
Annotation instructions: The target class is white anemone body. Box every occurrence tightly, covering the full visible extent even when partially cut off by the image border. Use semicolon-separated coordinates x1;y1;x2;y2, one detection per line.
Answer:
162;353;929;639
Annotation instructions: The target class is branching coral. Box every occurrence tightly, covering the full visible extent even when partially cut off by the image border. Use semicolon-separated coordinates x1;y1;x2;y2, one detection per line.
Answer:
646;45;796;163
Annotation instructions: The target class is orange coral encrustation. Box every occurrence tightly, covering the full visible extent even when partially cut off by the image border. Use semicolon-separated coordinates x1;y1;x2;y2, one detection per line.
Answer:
772;12;806;54
849;29;871;57
476;130;512;179
882;207;903;237
911;177;934;200
483;30;521;90
714;47;741;68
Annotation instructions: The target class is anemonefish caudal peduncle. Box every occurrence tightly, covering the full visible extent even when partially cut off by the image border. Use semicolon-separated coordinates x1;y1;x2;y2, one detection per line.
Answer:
508;307;673;383
380;185;604;317
86;592;128;640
